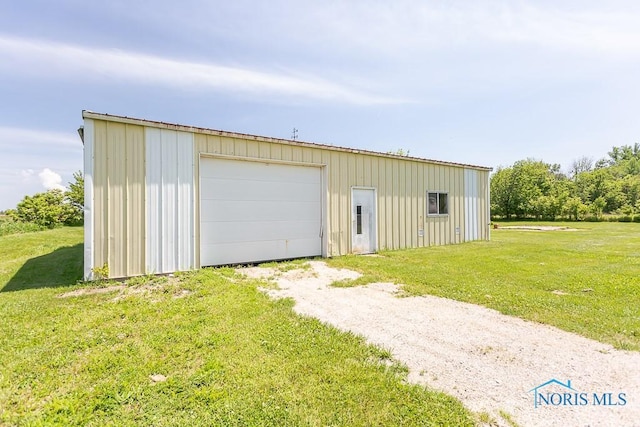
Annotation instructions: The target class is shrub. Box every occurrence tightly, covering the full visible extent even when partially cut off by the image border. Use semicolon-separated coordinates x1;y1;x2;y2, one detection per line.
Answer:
6;171;84;228
91;264;110;281
9;190;74;228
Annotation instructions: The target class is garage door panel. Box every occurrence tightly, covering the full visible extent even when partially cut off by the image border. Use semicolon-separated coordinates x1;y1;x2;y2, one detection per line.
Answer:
200;158;322;266
201;220;321;244
201;238;320;266
205;160;320;184
201;177;319;202
201;200;321;222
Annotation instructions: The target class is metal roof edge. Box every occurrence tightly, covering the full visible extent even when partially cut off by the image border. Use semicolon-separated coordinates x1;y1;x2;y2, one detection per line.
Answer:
82;110;493;171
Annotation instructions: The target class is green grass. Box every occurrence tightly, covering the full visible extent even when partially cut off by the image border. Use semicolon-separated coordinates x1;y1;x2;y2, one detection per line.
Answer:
0;226;83;292
0;228;472;426
0;219;46;237
498;410;520;427
327;221;640;351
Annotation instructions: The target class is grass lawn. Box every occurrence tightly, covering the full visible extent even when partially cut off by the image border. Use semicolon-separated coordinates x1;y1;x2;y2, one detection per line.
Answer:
0;228;472;426
327;221;640;351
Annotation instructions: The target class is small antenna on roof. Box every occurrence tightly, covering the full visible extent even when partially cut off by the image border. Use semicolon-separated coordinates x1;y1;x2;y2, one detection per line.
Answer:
291;128;298;141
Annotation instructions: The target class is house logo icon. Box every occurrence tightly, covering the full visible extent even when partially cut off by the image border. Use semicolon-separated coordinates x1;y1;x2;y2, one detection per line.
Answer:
529;379;578;408
529;379;628;408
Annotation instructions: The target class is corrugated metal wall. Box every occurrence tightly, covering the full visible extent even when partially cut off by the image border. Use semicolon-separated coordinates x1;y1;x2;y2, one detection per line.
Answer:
91;121;145;278
86;112;490;278
146;128;195;274
478;169;490;241
193;134;478;258
464;168;480;241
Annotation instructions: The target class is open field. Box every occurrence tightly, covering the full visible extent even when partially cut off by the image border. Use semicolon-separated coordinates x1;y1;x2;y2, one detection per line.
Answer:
2;222;637;425
327;221;640;351
0;228;471;426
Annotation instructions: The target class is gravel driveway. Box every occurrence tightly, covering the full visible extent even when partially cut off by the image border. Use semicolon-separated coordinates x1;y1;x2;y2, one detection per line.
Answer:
240;261;640;427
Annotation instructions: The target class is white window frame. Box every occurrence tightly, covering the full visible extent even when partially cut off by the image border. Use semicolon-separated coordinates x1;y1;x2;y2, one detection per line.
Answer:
427;191;449;216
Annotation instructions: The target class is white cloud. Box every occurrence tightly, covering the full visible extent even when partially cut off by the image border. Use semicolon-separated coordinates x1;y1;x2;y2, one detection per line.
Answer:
0;36;403;105
38;168;66;192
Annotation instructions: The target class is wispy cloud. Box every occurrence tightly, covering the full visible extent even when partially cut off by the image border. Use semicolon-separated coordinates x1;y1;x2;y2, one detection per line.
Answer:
0;36;402;105
0;126;80;151
268;1;640;57
20;169;34;179
450;2;640;54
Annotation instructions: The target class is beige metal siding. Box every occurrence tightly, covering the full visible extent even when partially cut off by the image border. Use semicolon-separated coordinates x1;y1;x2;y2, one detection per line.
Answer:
193;134;478;257
92;121;145;278
86;112;489;279
422;164;466;247
127;127;146;272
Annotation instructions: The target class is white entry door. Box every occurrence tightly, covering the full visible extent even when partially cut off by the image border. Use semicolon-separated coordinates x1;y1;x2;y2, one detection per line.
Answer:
351;188;376;254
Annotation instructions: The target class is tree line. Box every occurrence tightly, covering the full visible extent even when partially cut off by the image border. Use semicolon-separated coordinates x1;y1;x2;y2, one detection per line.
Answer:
491;143;640;221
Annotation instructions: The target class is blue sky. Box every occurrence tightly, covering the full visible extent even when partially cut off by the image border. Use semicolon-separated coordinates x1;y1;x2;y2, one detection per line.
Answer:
1;0;640;210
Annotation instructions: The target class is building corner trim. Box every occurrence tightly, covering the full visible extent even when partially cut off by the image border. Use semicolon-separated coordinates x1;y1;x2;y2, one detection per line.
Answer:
83;119;95;280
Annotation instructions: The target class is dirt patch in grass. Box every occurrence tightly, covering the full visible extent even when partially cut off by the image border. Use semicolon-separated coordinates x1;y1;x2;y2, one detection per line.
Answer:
57;275;192;301
239;261;640;427
58;285;126;298
497;225;581;231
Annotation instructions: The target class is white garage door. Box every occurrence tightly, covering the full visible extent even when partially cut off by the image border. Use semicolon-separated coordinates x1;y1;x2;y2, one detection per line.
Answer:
200;157;323;266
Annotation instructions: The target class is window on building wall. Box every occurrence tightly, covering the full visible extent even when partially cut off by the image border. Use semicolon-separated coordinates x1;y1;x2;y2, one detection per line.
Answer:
428;192;448;215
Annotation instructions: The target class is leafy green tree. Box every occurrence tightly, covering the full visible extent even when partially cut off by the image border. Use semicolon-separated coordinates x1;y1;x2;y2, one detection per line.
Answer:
620;175;640;214
531;195;559;220
514;159;559;217
590;196;607;219
562;197;587;221
606;143;640;167
64;171;84;225
491;159;565;219
490;167;515;218
8;171;84;228
492;143;640;220
9;190;73;228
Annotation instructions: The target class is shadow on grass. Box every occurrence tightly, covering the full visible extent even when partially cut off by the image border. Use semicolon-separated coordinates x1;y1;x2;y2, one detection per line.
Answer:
2;244;83;292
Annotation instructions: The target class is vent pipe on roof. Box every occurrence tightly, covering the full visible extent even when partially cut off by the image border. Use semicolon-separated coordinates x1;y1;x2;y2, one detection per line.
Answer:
77;126;84;145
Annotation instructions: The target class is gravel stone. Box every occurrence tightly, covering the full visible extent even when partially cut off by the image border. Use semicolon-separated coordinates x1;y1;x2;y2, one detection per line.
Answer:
240;261;640;427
